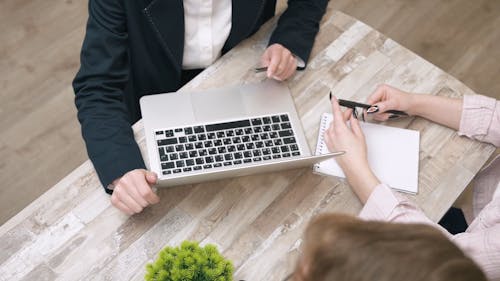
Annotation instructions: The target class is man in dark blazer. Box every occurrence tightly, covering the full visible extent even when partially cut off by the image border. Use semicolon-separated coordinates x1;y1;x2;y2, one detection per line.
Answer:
73;0;328;215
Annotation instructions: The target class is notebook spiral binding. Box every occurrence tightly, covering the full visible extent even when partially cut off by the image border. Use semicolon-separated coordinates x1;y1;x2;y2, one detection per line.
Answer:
313;113;329;171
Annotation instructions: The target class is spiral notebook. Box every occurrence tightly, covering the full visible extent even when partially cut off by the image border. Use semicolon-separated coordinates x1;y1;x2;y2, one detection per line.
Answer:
314;113;420;194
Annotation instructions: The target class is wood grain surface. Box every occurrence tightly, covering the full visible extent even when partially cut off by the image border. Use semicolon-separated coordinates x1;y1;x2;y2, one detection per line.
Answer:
0;7;495;281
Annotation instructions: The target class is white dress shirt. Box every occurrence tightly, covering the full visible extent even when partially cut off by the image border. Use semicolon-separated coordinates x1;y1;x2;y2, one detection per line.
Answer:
182;0;232;69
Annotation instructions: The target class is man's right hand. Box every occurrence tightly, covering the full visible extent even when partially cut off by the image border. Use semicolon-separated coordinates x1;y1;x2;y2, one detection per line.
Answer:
110;169;160;215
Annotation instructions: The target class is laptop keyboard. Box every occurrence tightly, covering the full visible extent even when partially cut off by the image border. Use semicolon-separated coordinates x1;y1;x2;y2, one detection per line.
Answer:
154;113;301;176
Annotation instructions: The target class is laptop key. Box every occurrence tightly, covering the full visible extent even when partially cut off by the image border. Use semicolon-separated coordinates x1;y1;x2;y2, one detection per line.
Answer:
262;148;271;155
165;130;174;137
272;154;281;159
237;144;245;151
179;136;187;143
208;148;217;155
223;161;232;166
170;153;179;160
234;160;242;165
283;153;291;158
207;133;216;139
227;145;236;152
186;159;195;166
193;166;202;171
281;122;292;130
243;159;252;163
198;134;207;141
281;145;289;152
158;138;178;146
280;114;290;122
283;137;296;144
176;160;185;168
263;117;271;124
184;127;193;135
205;120;251;131
234;152;243;159
271;115;280;123
203;164;213;169
166;145;175;153
290;144;299;151
195;158;204;165
189;151;198;158
205;156;214;163
224;153;233;161
253;157;262;162
173;169;182;174
292;152;300;156
243;151;252;158
188;135;197;142
213;163;222;168
162;162;175;169
265;140;273;147
183;167;192;172
194;126;205;133
278;130;293;137
263;155;271;161
179;152;188;159
174;128;183;133
162;170;172;175
251;118;262;126
272;147;280;154
215;155;224;162
160;155;168;162
199;149;208;156
175;144;184;151
255;141;264;148
217;131;225;138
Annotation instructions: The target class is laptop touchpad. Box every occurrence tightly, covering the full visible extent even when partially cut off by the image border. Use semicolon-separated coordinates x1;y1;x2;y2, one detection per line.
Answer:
191;87;246;122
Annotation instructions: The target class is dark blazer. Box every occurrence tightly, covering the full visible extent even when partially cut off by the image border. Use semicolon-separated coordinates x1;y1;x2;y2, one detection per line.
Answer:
73;0;328;193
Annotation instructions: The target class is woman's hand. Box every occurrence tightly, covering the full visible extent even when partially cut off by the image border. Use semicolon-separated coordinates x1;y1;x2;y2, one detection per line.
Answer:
324;97;380;203
366;84;415;121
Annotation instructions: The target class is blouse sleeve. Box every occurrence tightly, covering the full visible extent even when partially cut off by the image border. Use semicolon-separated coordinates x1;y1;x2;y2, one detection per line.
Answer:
458;94;500;147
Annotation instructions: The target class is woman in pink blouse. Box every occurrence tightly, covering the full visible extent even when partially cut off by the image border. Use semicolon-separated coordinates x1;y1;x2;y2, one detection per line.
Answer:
321;85;499;280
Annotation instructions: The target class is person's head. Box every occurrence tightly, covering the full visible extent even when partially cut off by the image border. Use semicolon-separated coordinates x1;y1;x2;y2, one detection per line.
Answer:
292;214;486;281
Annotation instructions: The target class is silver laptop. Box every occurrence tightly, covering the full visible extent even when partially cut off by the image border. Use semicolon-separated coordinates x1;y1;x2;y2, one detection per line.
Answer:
140;80;343;187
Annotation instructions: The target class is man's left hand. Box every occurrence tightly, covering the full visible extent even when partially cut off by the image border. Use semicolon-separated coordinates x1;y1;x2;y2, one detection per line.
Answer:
260;43;297;81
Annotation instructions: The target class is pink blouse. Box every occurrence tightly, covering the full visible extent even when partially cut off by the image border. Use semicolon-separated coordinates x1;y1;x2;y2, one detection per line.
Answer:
359;94;500;280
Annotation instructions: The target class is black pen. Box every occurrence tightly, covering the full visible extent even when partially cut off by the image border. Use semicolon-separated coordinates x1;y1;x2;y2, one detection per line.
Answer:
254;67;268;73
329;92;408;116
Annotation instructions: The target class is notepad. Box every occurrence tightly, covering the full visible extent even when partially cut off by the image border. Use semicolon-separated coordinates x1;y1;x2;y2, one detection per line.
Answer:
314;113;420;194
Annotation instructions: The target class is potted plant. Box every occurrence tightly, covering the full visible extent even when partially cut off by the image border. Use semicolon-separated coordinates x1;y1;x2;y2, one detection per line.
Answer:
145;240;234;281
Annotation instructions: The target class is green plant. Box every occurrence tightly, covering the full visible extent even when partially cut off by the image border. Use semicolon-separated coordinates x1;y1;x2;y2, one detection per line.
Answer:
145;241;234;281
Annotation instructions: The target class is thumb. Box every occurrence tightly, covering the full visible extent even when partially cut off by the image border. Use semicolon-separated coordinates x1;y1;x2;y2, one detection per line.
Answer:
145;171;158;185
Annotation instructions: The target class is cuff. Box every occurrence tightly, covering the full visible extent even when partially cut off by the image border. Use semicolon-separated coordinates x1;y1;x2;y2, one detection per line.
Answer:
359;184;402;221
458;94;497;143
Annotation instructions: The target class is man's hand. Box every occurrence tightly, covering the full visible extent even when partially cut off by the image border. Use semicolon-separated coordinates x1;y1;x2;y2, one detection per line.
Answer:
110;169;160;215
260;43;297;81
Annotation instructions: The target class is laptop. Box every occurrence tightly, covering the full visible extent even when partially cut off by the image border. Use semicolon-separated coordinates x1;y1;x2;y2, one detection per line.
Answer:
140;80;343;187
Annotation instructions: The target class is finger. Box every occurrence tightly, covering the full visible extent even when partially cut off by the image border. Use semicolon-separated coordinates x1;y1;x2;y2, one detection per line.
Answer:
342;108;353;122
267;49;281;78
114;199;134;215
275;50;291;78
366;84;387;105
373;113;390;122
129;176;155;207
349;114;364;137
145;171;158;185
281;56;297;80
330;96;347;129
260;48;272;67
115;186;144;213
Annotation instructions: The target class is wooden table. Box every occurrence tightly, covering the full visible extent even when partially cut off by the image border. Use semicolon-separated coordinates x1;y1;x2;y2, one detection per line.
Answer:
0;8;495;281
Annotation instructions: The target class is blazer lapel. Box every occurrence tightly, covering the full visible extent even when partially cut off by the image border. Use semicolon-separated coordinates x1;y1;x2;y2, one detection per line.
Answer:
143;0;184;72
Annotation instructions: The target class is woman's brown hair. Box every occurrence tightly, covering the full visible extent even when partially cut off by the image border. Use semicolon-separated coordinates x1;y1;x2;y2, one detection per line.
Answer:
295;214;486;281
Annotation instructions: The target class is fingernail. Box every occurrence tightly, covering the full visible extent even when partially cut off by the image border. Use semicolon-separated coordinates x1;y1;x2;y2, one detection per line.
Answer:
388;114;400;119
367;106;379;114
